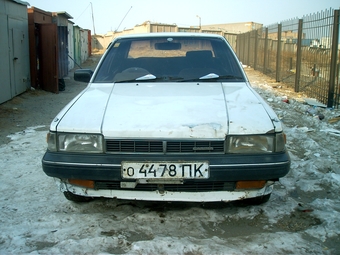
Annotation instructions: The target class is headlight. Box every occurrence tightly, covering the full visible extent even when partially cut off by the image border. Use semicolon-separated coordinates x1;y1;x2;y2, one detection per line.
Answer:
47;132;103;153
47;132;57;151
58;133;103;153
227;133;286;154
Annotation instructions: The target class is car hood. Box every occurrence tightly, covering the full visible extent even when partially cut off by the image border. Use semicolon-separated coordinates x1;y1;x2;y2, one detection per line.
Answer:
54;82;277;139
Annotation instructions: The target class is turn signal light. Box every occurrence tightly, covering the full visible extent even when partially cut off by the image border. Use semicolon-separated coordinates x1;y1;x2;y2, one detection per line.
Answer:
236;180;266;189
68;179;95;189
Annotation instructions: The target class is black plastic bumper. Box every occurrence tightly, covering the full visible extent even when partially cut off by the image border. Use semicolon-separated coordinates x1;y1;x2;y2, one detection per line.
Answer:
42;151;290;182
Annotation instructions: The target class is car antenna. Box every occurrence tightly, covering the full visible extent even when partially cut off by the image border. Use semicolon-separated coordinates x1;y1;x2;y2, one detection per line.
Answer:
115;6;132;32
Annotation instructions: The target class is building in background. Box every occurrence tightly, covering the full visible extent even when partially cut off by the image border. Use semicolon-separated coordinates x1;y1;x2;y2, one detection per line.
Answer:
200;22;263;34
92;21;260;52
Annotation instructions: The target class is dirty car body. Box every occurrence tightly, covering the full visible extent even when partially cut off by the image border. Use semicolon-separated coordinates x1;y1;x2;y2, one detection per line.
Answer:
42;33;290;204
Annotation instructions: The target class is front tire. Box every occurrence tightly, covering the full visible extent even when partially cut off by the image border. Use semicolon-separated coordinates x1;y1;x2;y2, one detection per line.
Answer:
63;191;93;202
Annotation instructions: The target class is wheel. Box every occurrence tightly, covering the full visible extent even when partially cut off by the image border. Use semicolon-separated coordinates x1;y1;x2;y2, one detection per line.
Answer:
63;191;93;202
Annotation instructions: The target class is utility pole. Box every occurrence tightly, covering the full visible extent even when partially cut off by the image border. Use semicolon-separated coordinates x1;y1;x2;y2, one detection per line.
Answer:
90;2;96;35
196;15;201;29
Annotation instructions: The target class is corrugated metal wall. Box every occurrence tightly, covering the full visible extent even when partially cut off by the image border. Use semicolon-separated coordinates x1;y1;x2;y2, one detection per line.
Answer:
0;0;30;104
80;29;89;63
73;26;82;67
57;26;68;79
67;22;75;70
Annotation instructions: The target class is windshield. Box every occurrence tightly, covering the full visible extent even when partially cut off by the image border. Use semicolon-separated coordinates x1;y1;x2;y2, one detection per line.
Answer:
93;36;246;83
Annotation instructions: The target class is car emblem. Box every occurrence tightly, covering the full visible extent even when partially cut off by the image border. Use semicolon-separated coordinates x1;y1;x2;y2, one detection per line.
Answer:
192;147;214;151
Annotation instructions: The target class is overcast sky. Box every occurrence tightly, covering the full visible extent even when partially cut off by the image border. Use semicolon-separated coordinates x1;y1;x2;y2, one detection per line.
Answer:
27;0;340;34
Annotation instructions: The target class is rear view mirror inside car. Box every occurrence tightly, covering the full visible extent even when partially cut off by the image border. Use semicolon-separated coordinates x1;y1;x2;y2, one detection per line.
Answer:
155;42;181;50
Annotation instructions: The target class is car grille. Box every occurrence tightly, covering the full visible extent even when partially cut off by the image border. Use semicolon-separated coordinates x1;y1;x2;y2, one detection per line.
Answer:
95;181;235;192
105;140;225;154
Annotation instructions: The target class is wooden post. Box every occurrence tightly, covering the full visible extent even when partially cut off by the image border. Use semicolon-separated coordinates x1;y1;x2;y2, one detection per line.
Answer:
276;23;282;82
294;19;303;92
328;9;339;108
264;27;268;74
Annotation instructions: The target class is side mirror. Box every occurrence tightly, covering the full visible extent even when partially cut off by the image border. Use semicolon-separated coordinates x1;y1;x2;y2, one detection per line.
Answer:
74;69;94;83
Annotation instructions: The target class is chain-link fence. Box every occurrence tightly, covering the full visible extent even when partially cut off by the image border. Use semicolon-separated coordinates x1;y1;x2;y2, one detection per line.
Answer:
236;9;340;108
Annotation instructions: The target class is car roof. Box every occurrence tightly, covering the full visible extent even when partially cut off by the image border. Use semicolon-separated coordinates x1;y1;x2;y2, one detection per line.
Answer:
113;32;225;40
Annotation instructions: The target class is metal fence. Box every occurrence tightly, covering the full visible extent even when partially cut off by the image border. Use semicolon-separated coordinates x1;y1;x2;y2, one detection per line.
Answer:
236;9;340;108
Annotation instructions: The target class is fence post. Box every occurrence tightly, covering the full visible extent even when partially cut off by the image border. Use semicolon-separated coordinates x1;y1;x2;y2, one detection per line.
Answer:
276;23;282;82
264;27;268;74
242;34;245;62
235;35;241;58
241;33;245;63
236;34;240;60
238;33;244;64
247;32;251;65
328;9;339;108
254;29;259;70
294;19;303;92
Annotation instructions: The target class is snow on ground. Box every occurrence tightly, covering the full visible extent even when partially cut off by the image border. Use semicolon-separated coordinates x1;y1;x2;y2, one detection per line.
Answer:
1;68;340;254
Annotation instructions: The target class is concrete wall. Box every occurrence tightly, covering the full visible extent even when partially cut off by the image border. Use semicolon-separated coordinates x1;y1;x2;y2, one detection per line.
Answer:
201;22;263;34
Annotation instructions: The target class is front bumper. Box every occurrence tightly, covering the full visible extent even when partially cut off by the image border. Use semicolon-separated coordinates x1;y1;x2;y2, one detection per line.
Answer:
56;178;274;202
42;151;290;202
42;151;290;181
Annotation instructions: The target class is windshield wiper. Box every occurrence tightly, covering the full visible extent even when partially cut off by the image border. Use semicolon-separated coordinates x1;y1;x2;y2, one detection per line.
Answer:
136;74;157;80
115;74;156;83
178;73;244;82
115;73;244;83
115;74;184;83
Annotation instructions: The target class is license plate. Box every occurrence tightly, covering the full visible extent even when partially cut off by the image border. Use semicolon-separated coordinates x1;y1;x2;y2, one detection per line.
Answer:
121;161;209;179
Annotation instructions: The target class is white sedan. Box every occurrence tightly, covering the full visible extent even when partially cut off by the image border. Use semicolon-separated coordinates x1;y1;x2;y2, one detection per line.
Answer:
42;33;290;204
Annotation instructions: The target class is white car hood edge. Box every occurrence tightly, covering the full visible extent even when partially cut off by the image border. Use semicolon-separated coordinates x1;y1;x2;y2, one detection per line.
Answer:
102;82;228;139
102;82;275;139
54;82;276;139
